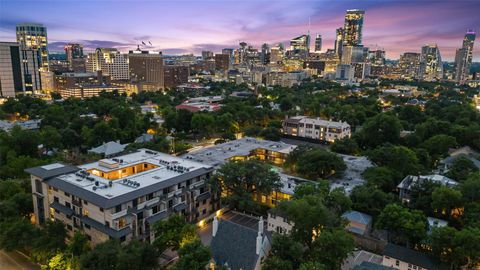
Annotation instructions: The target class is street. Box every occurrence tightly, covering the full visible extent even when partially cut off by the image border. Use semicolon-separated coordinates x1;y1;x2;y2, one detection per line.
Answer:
0;250;39;270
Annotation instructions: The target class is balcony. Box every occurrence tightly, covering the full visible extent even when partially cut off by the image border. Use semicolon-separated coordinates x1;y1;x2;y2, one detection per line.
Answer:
137;197;160;210
111;208;128;220
189;180;205;189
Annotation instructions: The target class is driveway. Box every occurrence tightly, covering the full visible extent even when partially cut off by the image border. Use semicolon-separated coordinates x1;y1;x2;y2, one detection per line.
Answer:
0;250;39;270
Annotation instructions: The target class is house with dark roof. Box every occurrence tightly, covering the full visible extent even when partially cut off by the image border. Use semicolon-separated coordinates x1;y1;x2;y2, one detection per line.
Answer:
382;244;449;270
342;210;373;236
438;146;480;174
210;216;271;270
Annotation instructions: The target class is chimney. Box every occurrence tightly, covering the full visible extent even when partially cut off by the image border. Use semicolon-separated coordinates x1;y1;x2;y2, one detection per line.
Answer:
258;216;264;234
256;231;262;255
212;216;219;237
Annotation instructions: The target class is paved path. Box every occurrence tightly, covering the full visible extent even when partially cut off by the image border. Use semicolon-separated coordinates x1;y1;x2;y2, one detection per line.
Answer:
0;250;39;270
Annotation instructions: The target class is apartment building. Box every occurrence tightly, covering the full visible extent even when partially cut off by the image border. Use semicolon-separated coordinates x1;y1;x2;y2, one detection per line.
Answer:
283;116;351;143
26;149;217;245
183;137;313;207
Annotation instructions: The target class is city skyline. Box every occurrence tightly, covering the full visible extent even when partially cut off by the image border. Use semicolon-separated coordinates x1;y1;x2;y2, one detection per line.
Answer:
1;0;480;61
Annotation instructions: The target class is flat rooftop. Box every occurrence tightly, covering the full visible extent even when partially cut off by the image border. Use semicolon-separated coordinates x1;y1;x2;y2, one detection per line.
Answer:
56;149;212;199
26;149;214;208
182;137;297;167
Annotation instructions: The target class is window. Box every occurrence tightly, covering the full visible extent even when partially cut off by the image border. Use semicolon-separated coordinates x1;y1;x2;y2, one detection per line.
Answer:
83;200;88;205
100;207;104;212
84;224;91;229
54;196;59;203
66;202;71;208
203;199;207;205
64;192;70;197
105;221;110;227
396;260;400;266
67;225;73;231
202;209;206;215
35;180;43;194
86;235;91;241
115;205;122;213
120;236;126;243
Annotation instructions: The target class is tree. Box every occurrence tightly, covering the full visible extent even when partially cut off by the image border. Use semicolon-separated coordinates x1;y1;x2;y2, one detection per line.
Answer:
296;149;346;179
366;145;421;177
262;234;303;270
452;227;480;269
116;240;158;270
309;229;354;269
447;157;478;182
152;215;198;253
358;113;401;148
281;195;338;248
330;137;360;155
421;135;457;160
259;127;282;141
459;173;480;202
431;186;463;217
40;125;63;152
430;226;457;265
80;240;120;270
363;166;398;192
0;218;38;251
375;204;428;246
350;185;395;217
213;160;282;212
325;188;352;214
298;261;327;270
191;113;215;138
172;240;210;270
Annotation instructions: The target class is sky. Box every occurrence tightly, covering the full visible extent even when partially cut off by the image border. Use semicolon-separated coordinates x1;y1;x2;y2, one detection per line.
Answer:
0;0;479;61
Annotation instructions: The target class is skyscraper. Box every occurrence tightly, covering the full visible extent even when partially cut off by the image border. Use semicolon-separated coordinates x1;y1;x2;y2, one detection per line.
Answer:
261;43;270;64
334;28;344;56
64;43;85;72
16;23;49;71
0;42;24;97
454;29;476;84
399;52;421;79
420;44;443;81
343;10;365;46
202;51;214;60
314;34;322;53
128;48;164;90
289;34;310;58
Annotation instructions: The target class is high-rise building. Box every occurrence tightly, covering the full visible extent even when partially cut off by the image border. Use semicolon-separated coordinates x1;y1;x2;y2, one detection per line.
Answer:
261;43;270;65
270;44;284;64
0;42;24;97
16;23;49;71
86;48;129;80
64;43;84;72
314;34;322;53
454;29;476;84
334;28;344;56
214;54;230;71
20;48;42;92
202;51;214;60
290;35;310;52
64;43;83;63
341;45;367;65
128;48;164;90
343;10;365;46
399;52;421;79
420;44;443;81
164;65;189;88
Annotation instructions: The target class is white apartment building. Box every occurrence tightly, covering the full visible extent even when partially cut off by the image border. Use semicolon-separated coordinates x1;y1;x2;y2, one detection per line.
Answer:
26;149;217;245
283;116;351;143
86;48;129;80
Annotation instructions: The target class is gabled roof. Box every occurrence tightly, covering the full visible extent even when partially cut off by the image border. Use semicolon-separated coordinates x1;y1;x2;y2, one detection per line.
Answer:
134;133;154;144
342;210;372;225
210;220;260;270
383;244;449;270
88;141;128;157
